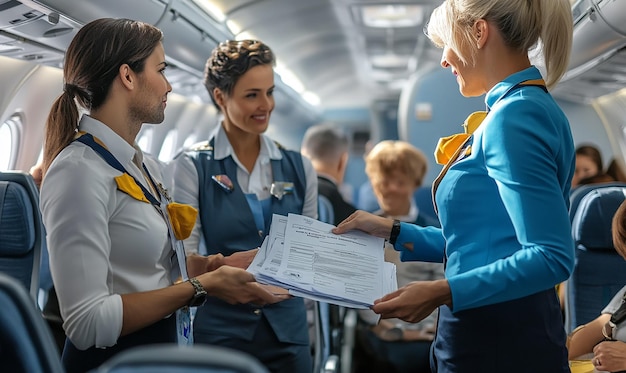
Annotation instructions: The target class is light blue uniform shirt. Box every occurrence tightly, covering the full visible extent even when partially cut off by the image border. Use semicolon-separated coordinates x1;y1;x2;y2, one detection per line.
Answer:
395;66;575;312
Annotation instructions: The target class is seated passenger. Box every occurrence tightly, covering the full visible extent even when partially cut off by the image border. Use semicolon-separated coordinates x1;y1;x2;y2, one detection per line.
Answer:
301;123;356;225
572;144;604;188
567;199;626;372
607;158;626;183
353;140;442;373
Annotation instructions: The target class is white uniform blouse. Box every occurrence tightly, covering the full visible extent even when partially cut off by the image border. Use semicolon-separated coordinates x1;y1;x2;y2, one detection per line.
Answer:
40;115;173;350
169;124;318;255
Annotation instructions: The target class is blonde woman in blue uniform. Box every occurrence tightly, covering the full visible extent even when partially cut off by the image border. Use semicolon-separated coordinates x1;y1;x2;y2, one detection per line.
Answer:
171;40;317;373
40;19;283;373
333;1;575;372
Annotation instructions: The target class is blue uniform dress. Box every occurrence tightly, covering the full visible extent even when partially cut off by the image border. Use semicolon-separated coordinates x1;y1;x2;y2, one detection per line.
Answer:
184;136;312;373
394;67;575;373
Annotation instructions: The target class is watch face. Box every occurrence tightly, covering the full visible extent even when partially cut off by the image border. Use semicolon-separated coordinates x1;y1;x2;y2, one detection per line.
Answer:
190;293;207;307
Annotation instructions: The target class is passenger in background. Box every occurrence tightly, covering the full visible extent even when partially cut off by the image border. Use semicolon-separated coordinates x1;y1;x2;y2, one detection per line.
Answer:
39;19;282;373
333;1;575;372
301;123;356;225
567;199;626;373
354;140;441;373
573;144;604;187
170;40;316;373
608;158;626;183
365;141;438;228
356;140;380;212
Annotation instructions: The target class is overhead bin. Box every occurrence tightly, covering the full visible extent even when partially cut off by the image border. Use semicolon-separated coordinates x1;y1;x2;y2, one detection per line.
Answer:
553;0;626;102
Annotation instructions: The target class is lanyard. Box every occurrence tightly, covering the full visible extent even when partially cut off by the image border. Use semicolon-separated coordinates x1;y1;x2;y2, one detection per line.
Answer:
74;132;189;281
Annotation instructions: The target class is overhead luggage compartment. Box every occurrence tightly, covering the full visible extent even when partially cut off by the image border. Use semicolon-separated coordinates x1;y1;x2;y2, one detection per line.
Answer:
553;0;626;102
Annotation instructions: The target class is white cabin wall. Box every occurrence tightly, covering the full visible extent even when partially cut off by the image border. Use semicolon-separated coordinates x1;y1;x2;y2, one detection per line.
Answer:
0;56;62;171
592;90;626;171
558;99;614;168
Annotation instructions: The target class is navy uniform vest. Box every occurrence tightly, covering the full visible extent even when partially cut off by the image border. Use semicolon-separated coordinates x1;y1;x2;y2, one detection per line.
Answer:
186;138;309;344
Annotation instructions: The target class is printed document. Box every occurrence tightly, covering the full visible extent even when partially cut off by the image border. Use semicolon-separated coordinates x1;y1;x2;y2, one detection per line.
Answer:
248;213;396;308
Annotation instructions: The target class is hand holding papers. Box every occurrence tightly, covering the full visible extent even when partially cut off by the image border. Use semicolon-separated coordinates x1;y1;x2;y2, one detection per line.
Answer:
248;213;397;309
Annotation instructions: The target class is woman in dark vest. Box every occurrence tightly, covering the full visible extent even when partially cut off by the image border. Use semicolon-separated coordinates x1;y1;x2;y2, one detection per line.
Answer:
170;40;316;373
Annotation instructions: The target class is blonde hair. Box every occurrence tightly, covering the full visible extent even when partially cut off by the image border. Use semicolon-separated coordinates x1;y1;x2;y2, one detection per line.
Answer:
365;141;428;188
426;0;572;90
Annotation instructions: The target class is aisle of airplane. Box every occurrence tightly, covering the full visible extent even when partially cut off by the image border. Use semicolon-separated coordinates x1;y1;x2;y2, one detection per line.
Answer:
1;1;626;372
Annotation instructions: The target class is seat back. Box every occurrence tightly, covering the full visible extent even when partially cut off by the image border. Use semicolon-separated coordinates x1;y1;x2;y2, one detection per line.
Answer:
318;195;335;225
0;273;63;373
95;344;270;373
0;171;44;301
566;183;626;332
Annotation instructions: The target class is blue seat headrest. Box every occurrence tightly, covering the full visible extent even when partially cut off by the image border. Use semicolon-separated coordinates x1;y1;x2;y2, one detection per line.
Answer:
572;187;626;251
0;181;35;256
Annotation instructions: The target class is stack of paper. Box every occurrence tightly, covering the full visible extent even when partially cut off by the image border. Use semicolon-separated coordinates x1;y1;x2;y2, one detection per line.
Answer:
247;213;397;309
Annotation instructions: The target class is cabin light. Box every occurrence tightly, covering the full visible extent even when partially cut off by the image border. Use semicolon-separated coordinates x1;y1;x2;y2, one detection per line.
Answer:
234;31;259;41
302;91;321;106
275;60;305;93
370;54;410;70
192;0;226;23
226;20;241;35
0;44;22;54
360;5;424;28
387;79;408;91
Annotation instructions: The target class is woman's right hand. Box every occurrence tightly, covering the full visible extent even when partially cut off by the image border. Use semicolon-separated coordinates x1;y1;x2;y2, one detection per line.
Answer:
198;266;287;305
592;340;626;372
332;210;394;239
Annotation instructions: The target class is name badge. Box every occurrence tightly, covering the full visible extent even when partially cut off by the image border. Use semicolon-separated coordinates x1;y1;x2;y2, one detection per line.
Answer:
270;182;294;200
212;174;234;193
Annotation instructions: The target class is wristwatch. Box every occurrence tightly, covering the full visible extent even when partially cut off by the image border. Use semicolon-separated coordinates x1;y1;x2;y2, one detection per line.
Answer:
188;277;207;307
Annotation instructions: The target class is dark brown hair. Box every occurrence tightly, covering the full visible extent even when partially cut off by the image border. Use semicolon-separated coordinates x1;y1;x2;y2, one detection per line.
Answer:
576;144;603;175
204;40;275;110
42;18;163;175
612;200;626;259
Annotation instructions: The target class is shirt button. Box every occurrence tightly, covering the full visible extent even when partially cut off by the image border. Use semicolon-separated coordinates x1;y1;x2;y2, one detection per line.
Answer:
258;230;263;237
254;309;262;315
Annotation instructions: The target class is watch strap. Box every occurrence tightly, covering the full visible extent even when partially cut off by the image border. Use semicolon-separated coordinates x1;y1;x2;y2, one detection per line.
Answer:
389;219;401;245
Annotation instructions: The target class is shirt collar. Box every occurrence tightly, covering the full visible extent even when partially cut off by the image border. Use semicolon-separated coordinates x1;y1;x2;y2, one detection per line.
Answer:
485;66;543;111
375;198;419;222
78;115;137;168
211;123;283;161
317;173;338;186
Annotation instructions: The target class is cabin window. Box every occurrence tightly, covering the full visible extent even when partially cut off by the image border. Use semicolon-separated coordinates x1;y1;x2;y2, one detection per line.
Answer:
183;134;198;149
0;115;21;171
158;130;177;162
137;127;153;154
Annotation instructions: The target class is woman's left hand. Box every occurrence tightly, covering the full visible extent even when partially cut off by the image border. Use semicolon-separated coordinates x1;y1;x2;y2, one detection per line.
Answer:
223;248;258;269
592;340;626;372
186;253;224;277
372;279;452;323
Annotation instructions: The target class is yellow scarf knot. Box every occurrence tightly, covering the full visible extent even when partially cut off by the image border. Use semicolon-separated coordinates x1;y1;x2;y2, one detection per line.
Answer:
434;111;488;165
167;202;198;240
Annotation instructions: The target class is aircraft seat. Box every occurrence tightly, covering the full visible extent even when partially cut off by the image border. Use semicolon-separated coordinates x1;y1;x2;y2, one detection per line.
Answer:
94;344;270;372
0;272;63;373
0;171;44;301
565;183;626;332
317;195;335;225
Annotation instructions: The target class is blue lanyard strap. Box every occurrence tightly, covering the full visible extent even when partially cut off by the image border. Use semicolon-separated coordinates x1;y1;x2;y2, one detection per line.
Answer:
74;133;161;206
